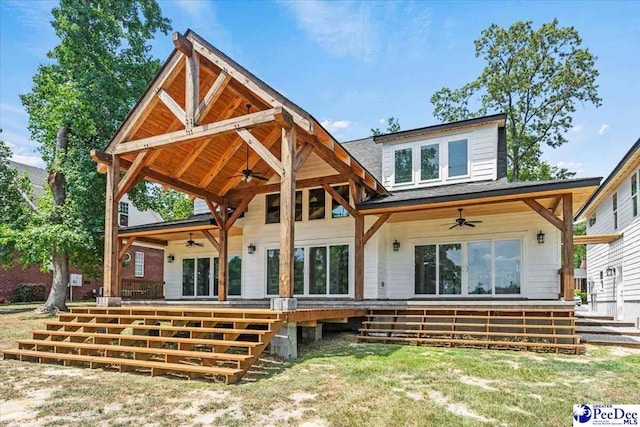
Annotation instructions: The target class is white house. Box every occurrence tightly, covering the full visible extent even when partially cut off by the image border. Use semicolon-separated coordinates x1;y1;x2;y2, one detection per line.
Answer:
576;137;640;323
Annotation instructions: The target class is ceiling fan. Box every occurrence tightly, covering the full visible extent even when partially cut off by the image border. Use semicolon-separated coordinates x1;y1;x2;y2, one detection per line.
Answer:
230;103;269;183
185;233;204;248
445;208;483;230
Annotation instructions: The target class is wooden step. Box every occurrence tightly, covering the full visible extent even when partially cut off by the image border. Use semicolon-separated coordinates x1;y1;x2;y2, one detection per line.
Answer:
366;314;575;321
2;349;243;383
359;328;581;340
362;321;578;330
71;307;283;315
31;330;260;350
368;308;576;313
44;321;269;336
17;339;250;366
57;313;279;324
357;335;584;352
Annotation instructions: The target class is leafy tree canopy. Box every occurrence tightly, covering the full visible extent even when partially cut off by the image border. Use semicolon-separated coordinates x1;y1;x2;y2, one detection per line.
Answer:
430;19;601;181
371;117;401;136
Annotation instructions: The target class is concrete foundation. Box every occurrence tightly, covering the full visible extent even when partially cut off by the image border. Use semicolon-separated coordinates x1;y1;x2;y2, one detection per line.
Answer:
96;297;122;307
270;322;297;360
270;297;297;311
301;323;323;341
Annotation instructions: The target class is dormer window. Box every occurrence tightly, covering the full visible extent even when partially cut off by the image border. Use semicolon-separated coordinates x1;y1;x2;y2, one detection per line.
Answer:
448;139;468;177
394;148;413;184
420;144;440;181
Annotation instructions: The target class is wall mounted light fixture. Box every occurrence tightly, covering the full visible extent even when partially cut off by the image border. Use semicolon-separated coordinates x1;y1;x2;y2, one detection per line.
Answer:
606;266;615;277
537;230;545;244
167;254;175;263
393;240;401;252
247;243;256;254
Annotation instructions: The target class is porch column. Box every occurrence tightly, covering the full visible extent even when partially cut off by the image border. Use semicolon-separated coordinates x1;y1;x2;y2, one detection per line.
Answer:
100;155;122;306
218;205;228;302
354;214;365;301
562;193;574;301
278;126;296;298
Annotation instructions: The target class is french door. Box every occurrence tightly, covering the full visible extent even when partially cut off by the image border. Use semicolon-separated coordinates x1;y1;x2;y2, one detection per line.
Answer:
182;257;211;298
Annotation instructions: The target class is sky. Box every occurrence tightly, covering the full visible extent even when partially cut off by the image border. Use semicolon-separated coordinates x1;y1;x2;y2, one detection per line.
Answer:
0;0;639;180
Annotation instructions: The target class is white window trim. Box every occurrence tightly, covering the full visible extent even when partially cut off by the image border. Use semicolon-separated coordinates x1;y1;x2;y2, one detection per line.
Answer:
418;143;442;184
179;254;243;299
632;171;639;218
392;147;415;186
613;192;618;230
134;251;144;278
264;184;352;226
445;138;471;180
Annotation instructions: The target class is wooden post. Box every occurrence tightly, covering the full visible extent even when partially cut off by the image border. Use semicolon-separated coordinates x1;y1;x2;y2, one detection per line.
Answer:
279;126;296;298
562;193;574;301
218;205;228;302
354;214;365;301
103;156;121;297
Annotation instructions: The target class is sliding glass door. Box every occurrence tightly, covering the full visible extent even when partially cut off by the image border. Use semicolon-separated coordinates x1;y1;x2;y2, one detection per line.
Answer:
182;257;211;298
414;239;521;296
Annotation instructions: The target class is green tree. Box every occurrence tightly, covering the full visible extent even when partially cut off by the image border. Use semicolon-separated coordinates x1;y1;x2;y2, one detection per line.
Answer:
128;185;193;221
371;117;401;136
6;0;170;313
574;221;586;268
430;19;601;181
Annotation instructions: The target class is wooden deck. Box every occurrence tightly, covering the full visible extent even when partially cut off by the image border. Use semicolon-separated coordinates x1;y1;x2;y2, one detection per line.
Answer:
2;306;365;384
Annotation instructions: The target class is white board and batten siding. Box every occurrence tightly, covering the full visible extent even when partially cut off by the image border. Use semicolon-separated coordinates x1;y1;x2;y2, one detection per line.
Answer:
586;165;640;323
381;124;499;191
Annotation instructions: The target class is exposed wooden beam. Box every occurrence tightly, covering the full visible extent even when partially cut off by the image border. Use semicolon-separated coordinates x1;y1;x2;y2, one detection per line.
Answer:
294;143;313;171
202;229;220;252
103;157;121;298
236;129;284;177
522;198;564;231
279;126;296;298
185;51;199;129
173;31;192;56
196;71;230;124
115;150;151;201
323;183;359;218
363;213;391;245
226;174;345;200
119;237;137;260
198;136;244;189
218;126;282;195
551;196;563;216
118;224;216;239
562;193;574;301
225;196;252;230
574;233;623;245
130;236;168;246
354;214;364;301
157;89;186;126
91;150;226;205
111;107;291;155
205;199;223;226
218;205;228;301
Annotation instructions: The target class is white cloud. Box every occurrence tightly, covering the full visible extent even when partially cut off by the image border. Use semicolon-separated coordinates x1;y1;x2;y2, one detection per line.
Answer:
4;1;57;57
0;104;27;115
555;161;585;174
379;118;386;124
598;124;610;135
321;119;352;132
282;1;378;62
171;0;232;51
571;125;583;133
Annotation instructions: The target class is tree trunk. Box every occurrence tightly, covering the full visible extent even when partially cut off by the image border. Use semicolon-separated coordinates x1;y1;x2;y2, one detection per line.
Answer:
38;125;70;313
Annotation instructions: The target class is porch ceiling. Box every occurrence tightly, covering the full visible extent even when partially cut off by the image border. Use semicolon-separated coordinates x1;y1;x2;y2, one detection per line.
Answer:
93;30;386;208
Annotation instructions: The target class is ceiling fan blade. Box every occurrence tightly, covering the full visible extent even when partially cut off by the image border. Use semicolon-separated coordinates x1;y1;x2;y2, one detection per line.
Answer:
466;220;483;224
449;224;459;230
253;175;269;181
195;242;205;247
464;222;476;227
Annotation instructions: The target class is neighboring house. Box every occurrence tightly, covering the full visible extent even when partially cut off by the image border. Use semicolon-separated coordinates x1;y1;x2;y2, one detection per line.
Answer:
575;137;640;323
0;161;165;301
98;28;601;307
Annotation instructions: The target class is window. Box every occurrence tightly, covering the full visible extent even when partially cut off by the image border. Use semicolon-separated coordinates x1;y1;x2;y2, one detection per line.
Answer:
394;148;413;184
118;202;129;227
448;139;468;177
265;192;302;224
134;251;144;277
196;257;210;297
468;241;492;294
182;258;195;296
331;185;350;218
329;245;349;294
599;271;604;289
415;245;436;294
308;188;326;220
266;248;304;295
212;257;242;297
588;214;596;228
420;144;440;181
613;193;618;230
632;172;638;217
309;246;327;294
495;240;521;294
439;244;462;295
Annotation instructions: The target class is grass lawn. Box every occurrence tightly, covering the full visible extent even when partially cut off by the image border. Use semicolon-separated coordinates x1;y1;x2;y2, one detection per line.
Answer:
1;310;639;427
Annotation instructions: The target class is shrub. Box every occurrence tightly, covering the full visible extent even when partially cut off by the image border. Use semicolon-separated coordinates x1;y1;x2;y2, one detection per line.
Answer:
574;289;588;305
11;283;47;303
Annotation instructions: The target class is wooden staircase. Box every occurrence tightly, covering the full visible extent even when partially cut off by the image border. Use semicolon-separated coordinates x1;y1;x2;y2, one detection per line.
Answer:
2;306;286;384
358;307;584;355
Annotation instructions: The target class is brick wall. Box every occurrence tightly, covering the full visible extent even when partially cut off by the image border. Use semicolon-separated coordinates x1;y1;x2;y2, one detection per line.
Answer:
0;245;164;302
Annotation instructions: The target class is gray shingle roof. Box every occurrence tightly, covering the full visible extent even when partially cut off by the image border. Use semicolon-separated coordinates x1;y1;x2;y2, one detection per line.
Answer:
358;177;602;210
10;160;47;198
340;137;381;182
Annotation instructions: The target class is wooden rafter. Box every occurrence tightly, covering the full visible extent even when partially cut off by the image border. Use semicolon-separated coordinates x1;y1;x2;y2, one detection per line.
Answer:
205;199;224;226
198;137;245;189
225;196;253;231
111;107;291;155
202;229;220;251
157;89;186;125
119;237;137;260
196;71;231;124
363;213;391;244
323;183;359;218
236;129;284;177
226;174;345;200
114;150;152;201
522;198;564;231
574;233;623;245
294;143;313;171
551;196;563;216
173;32;193;56
185;51;199;129
219;127;282;195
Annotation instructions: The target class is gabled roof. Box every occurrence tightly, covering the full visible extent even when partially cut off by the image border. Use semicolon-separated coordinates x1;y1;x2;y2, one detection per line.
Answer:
575;137;640;220
10;160;47;198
